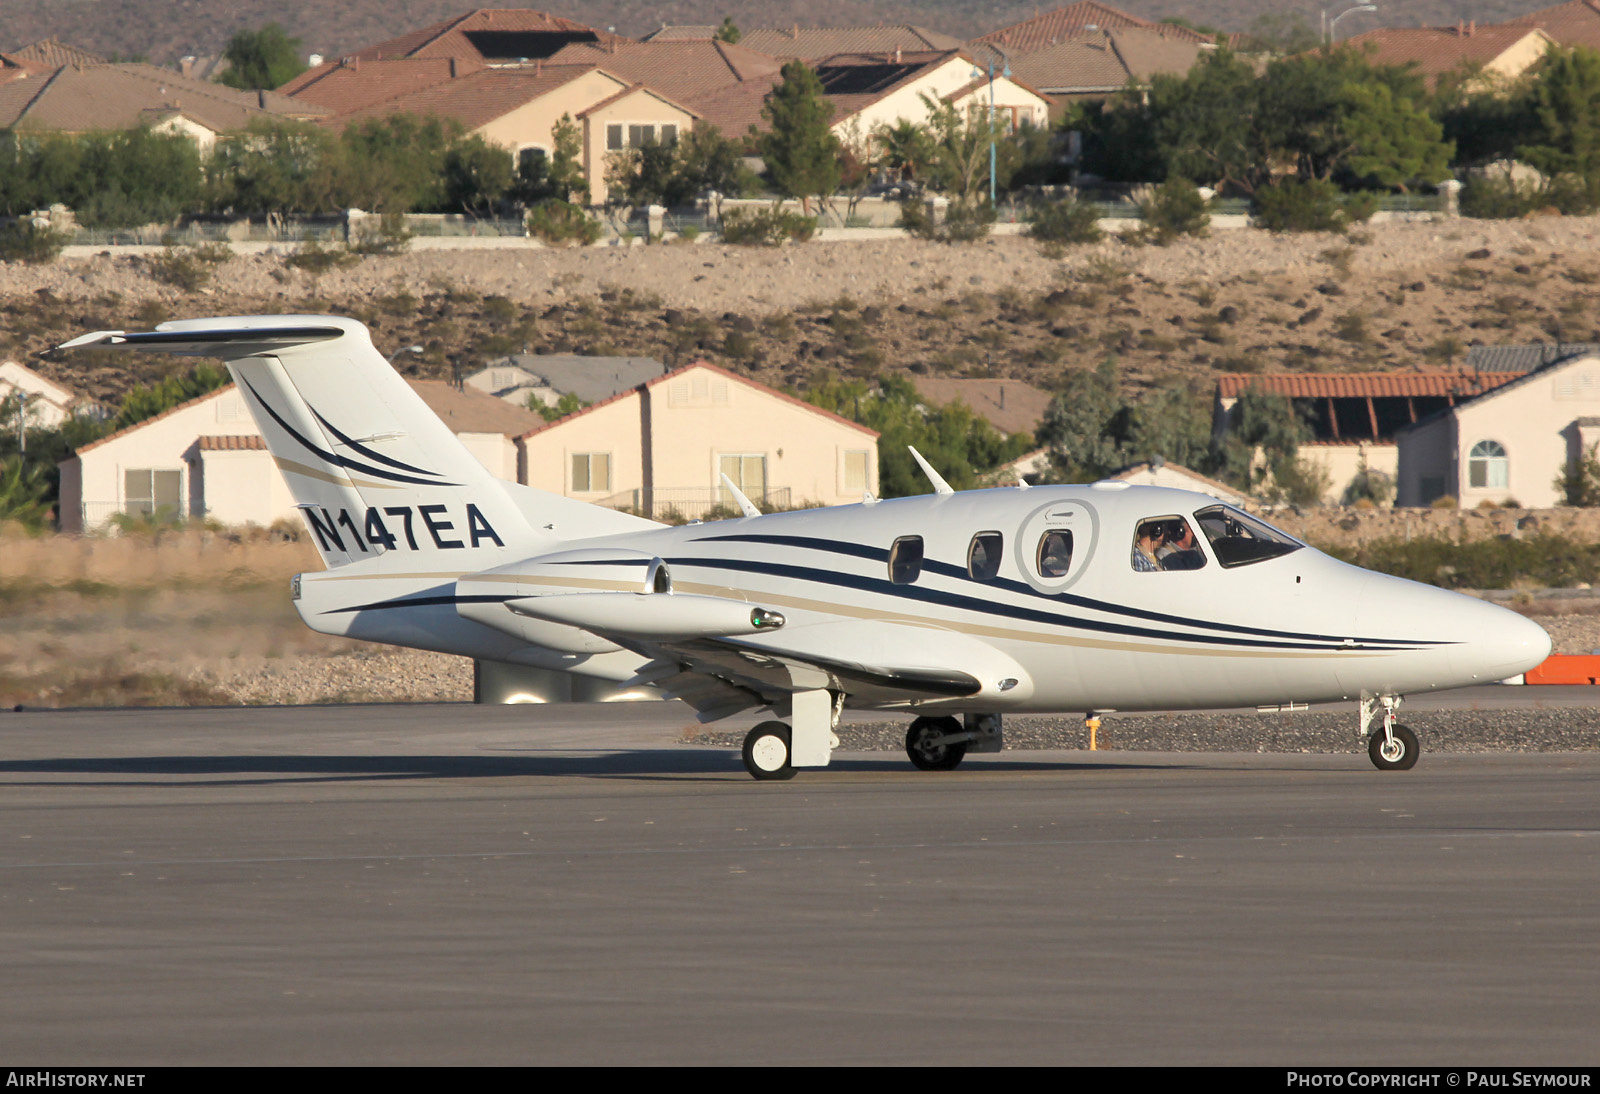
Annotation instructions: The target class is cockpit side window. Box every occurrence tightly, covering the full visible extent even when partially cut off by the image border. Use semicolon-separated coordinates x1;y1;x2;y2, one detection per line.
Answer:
1131;514;1207;572
1036;530;1073;578
968;531;1003;581
1193;505;1303;568
888;536;924;584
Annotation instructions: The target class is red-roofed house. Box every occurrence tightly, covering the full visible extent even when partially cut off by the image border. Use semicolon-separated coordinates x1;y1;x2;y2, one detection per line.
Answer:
348;8;629;65
1507;0;1600;51
974;2;1214;58
1215;371;1528;504
519;360;879;519
1340;23;1556;88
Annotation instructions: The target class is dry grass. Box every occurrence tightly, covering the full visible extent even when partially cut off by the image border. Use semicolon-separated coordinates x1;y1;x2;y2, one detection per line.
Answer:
0;527;317;596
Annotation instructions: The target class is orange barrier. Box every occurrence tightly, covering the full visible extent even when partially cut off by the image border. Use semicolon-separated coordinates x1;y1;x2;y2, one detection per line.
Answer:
1525;655;1600;685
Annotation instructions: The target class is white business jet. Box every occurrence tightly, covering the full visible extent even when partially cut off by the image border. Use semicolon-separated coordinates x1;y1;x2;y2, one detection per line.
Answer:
63;316;1552;779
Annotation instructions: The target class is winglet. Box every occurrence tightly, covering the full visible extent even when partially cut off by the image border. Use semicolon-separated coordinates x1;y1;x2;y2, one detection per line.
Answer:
719;473;761;517
907;446;954;495
1015;471;1031;490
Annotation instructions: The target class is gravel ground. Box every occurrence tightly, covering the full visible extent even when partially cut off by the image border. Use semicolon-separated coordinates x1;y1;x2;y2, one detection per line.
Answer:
692;709;1600;753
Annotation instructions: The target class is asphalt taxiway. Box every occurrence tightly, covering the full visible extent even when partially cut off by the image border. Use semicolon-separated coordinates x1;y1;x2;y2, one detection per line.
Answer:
0;700;1596;1065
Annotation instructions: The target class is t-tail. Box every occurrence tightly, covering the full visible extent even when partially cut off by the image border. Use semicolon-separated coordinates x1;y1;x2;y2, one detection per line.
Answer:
61;315;659;675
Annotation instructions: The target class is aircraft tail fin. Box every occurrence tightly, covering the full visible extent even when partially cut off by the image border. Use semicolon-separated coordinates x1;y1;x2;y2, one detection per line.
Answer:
63;315;657;569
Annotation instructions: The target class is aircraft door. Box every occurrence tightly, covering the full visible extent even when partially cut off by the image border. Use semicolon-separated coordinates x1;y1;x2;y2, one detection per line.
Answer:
1014;499;1098;594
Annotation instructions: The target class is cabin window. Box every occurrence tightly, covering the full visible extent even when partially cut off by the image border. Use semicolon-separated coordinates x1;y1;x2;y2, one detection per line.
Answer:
1468;440;1509;489
570;453;611;493
124;468;182;519
888;536;923;584
1036;530;1073;578
1130;515;1207;573
968;531;1003;581
1193;505;1303;569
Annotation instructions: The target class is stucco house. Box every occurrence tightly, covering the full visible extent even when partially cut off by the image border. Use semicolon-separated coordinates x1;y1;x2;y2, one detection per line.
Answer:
1395;350;1600;508
58;380;543;533
518;360;879;519
1214;371;1526;505
0;361;94;428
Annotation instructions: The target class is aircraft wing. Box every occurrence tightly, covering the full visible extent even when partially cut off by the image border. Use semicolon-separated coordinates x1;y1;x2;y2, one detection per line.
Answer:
621;619;1030;722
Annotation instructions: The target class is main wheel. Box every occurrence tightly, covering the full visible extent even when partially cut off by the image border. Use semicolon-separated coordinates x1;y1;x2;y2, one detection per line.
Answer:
906;716;967;771
742;721;797;781
1368;722;1419;771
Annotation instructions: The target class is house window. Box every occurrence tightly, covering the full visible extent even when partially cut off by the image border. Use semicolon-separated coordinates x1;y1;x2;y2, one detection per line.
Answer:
889;536;923;584
606;124;624;151
843;449;870;492
571;453;611;493
1468;440;1509;489
719;454;766;503
518;147;547;175
124;468;182;520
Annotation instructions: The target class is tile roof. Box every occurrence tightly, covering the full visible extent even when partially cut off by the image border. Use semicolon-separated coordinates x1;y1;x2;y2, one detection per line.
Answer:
639;26;721;42
910;377;1052;436
351;9;629;65
811;50;966;126
573;81;701;123
328;63;607;130
520;360;878;440
1216;371;1524;400
197;435;267;451
975;2;1213;55
1338;24;1553;81
279;58;483;114
0;63;327;133
1005;26;1209;92
1508;0;1600;49
499;353;665;403
738;25;966;59
410;380;546;435
4;39;105;68
1466;342;1600;372
545;39;783;97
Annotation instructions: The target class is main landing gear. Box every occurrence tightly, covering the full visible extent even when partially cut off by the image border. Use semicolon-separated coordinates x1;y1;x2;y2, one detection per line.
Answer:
742;721;798;781
905;715;968;771
1360;695;1419;771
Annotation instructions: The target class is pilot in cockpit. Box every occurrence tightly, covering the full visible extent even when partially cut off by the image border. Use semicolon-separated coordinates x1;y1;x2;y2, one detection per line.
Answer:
1157;519;1206;570
1131;521;1165;572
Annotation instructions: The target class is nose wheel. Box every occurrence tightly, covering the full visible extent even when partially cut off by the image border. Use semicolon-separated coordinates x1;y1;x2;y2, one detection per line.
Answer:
742;721;797;781
1368;722;1419;770
906;715;968;771
1360;696;1419;771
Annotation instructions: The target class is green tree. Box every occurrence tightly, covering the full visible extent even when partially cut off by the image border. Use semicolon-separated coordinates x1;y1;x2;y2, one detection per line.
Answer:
443;135;513;215
875;119;933;181
1036;358;1134;482
112;364;231;432
1519;46;1600;186
205;119;342;218
333;114;455;211
671;125;756;209
758;61;841;213
801;374;1031;497
919;94;1007;204
0;453;51;529
217;23;308;91
714;17;741;44
517;113;587;204
1209;387;1318;500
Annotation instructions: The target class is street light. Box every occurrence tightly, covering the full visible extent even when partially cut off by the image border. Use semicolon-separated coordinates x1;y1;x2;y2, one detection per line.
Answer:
973;56;1013;207
1324;4;1377;45
387;344;423;369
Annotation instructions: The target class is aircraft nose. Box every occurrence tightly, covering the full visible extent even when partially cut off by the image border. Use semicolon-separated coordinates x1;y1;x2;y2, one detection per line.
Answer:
1449;599;1552;683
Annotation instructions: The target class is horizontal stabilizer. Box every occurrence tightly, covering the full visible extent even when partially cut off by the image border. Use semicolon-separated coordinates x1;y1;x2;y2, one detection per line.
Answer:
59;322;344;358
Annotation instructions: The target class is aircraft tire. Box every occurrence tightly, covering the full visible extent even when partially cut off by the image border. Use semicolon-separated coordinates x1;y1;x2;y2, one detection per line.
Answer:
742;721;797;781
906;716;967;771
1368;723;1419;771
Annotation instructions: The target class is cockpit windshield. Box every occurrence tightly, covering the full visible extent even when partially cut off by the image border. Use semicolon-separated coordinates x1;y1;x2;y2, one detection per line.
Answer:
1192;505;1304;568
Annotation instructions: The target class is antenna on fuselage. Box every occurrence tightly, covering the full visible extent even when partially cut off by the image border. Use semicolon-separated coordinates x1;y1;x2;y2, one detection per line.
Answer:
1015;471;1030;490
907;446;954;495
719;473;761;517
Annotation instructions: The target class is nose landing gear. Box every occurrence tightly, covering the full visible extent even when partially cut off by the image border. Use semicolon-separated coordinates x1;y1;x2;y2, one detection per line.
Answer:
1360;695;1419;771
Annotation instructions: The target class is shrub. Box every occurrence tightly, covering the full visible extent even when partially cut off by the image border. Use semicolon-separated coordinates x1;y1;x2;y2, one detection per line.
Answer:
1254;178;1378;234
720;206;817;246
0;221;69;265
1328;532;1600;589
348;212;413;255
526;200;602;246
1462;174;1599;218
1132;178;1210;244
1343;464;1395;506
147;242;230;290
284;239;357;274
899;199;994;243
1024;195;1103;245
